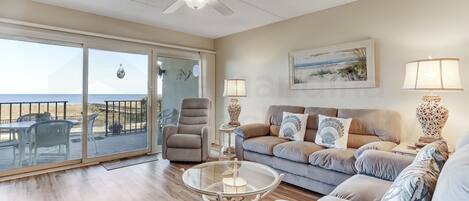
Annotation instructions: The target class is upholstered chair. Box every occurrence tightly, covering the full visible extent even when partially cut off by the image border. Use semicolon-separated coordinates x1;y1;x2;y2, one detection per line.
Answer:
162;98;211;162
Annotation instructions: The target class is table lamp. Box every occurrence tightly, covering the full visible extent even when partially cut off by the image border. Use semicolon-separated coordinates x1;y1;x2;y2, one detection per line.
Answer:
403;58;463;146
223;79;246;126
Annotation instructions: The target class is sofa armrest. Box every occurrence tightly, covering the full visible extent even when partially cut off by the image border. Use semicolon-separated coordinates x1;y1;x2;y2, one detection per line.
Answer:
162;125;178;159
234;123;270;139
354;141;398;158
355;150;414;181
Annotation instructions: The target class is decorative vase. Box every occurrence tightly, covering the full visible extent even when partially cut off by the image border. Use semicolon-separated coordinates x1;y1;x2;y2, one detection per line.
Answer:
416;95;448;142
228;98;241;126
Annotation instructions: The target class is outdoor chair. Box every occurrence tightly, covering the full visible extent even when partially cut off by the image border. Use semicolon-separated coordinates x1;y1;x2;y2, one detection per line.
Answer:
162;98;211;162
27;120;73;165
0;138;19;165
87;113;99;154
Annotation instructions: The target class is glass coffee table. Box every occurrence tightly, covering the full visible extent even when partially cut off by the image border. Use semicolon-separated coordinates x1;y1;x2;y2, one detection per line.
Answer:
182;160;283;201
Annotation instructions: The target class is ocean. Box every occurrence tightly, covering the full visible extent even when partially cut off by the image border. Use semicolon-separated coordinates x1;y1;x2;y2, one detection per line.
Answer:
0;94;147;104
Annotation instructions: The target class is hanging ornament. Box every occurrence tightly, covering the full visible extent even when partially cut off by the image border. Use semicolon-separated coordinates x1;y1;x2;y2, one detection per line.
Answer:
116;64;125;79
192;64;201;78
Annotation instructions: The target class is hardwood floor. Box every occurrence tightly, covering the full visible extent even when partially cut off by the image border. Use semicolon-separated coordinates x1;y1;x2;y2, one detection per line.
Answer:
0;155;321;201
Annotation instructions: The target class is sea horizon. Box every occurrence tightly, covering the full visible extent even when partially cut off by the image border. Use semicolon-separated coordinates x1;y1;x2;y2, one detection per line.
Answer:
0;94;147;104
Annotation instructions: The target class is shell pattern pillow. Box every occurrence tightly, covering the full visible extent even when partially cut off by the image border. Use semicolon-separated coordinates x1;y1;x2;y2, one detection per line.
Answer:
278;112;308;141
315;115;352;149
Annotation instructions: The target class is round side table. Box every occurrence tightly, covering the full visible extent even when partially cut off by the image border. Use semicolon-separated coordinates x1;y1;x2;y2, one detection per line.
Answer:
218;123;238;160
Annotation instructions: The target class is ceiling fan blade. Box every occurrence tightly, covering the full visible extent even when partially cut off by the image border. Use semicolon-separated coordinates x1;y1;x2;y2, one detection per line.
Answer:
209;0;234;16
163;0;186;14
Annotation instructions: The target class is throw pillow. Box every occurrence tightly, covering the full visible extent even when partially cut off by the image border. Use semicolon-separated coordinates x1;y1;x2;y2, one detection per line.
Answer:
315;115;352;149
278;112;308;141
414;140;449;171
381;159;439;201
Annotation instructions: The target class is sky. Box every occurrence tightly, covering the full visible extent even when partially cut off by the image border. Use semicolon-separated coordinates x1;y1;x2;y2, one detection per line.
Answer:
0;38;158;95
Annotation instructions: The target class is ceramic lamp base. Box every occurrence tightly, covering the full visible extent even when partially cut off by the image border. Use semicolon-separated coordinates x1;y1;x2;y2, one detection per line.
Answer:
416;95;448;141
228;98;241;126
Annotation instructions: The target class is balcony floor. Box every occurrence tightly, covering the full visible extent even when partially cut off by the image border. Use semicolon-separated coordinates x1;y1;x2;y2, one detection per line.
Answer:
0;132;148;171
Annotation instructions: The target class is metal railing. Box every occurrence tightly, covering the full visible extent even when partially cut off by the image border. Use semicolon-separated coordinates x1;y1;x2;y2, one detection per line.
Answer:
103;99;147;136
0;101;68;124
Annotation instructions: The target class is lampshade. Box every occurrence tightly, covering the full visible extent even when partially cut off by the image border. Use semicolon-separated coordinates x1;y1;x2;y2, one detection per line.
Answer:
185;0;207;10
403;58;463;91
223;79;247;97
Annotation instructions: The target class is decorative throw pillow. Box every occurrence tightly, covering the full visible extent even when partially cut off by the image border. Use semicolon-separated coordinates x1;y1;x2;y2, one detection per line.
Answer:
381;159;440;201
414;140;449;171
315;115;352;149
278;112;308;141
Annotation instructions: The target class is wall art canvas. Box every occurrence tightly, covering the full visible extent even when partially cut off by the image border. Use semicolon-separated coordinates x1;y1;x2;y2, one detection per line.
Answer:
289;39;376;89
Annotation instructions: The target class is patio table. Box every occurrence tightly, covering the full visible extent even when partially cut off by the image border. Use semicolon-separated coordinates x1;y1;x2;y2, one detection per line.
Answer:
0;120;80;167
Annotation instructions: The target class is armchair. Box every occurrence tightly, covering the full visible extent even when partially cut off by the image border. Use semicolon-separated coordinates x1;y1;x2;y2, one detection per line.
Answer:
162;98;211;162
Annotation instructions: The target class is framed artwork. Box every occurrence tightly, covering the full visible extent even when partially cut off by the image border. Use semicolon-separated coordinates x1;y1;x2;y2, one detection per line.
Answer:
289;39;376;89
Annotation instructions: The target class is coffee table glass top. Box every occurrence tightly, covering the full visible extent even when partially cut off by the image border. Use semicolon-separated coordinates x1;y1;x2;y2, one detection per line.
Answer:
182;160;279;196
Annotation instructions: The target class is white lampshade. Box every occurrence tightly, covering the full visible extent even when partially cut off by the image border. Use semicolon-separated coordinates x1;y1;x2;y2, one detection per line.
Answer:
223;79;247;97
185;0;207;9
403;58;463;91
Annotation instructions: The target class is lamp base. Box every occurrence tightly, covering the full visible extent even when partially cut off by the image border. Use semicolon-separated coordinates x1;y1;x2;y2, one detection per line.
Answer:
228;98;241;126
416;95;448;141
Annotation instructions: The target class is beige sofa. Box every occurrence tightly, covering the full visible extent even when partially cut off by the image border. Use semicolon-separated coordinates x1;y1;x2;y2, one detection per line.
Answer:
321;135;469;201
234;105;401;195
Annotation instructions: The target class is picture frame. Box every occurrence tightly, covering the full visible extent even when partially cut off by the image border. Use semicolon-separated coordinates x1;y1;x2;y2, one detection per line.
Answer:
289;39;376;89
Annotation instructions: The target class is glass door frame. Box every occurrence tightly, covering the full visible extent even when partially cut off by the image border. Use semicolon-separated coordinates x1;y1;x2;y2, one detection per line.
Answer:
82;41;155;164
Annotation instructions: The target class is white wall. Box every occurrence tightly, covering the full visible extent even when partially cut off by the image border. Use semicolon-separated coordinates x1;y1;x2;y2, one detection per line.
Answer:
215;0;469;147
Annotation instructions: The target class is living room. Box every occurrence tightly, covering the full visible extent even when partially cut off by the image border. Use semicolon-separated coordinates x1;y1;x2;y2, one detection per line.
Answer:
0;0;468;200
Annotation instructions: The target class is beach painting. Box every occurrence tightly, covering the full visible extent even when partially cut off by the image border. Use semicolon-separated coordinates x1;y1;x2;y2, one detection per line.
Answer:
289;39;376;89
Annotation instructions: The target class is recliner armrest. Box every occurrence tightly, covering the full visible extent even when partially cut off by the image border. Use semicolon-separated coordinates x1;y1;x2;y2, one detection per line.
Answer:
355;150;414;181
355;141;398;158
234;123;270;139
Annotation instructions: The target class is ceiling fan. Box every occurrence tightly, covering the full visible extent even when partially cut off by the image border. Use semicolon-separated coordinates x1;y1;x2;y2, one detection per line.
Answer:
163;0;234;16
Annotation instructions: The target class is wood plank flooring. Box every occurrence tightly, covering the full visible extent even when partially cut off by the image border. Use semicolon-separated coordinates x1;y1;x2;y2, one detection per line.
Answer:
0;155;321;201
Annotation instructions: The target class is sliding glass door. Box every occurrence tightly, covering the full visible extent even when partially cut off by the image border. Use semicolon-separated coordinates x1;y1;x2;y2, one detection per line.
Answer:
0;38;83;172
0;29;204;177
87;48;150;158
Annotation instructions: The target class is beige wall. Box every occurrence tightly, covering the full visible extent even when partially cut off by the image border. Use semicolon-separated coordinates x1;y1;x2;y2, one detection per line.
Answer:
215;0;469;147
0;0;214;50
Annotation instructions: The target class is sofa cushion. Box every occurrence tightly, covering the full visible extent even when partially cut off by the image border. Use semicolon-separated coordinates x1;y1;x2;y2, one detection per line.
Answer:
315;115;352;149
243;136;288;155
304;107;338;142
355;150;413;181
309;148;357;174
166;134;201;148
273;141;324;163
278;112;308;141
337;109;401;148
414;140;448;171
433;142;469;201
329;174;392;201
381;159;439;201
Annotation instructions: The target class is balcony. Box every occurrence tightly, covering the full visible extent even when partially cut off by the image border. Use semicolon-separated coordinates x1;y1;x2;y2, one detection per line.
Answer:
0;99;152;171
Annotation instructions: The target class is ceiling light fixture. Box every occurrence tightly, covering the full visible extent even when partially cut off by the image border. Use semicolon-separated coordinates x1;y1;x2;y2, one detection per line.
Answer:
184;0;207;10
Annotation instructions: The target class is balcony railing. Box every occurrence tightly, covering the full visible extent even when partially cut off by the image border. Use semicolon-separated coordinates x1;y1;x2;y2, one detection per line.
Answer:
0;101;68;124
103;100;147;136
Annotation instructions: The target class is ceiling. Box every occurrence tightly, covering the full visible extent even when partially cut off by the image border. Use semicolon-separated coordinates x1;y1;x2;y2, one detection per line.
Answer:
32;0;357;39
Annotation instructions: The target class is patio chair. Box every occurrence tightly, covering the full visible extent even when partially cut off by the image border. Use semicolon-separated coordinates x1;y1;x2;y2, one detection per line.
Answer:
27;120;74;165
0;138;18;165
162;98;211;162
87;113;99;154
17;112;52;122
